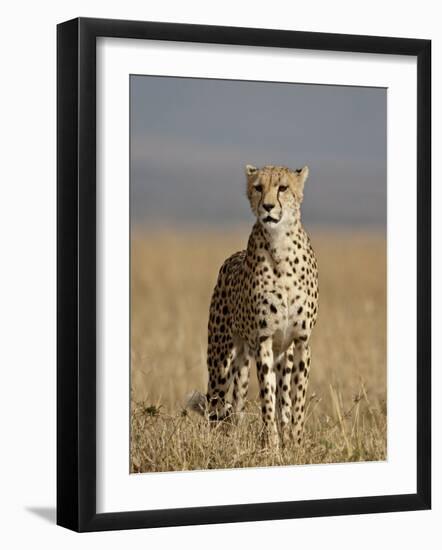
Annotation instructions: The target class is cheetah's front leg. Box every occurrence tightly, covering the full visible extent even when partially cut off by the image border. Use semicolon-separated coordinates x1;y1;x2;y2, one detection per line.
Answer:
256;338;278;448
276;348;293;442
290;341;311;445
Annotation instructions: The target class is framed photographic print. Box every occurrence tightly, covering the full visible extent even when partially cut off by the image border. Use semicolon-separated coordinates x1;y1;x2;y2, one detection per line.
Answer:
57;17;431;532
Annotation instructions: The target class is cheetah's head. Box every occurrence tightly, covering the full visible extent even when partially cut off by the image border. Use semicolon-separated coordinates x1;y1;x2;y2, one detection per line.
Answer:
245;164;309;228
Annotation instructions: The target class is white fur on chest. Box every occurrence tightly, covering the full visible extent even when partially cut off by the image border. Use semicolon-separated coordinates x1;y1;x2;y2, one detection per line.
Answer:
262;261;308;355
273;287;306;353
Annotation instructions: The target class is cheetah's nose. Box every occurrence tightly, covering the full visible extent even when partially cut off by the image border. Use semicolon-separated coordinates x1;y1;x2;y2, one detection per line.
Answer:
263;203;275;212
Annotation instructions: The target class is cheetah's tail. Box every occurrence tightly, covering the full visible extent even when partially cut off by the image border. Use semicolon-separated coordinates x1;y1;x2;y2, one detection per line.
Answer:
185;390;207;416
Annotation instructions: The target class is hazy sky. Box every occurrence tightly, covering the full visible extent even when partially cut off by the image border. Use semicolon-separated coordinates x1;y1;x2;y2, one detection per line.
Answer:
130;75;386;228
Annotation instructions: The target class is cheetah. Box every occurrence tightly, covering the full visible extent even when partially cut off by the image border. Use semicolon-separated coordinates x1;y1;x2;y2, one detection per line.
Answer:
204;164;318;448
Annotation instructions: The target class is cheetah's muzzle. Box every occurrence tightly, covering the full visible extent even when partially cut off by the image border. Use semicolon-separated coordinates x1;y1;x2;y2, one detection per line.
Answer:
262;215;279;224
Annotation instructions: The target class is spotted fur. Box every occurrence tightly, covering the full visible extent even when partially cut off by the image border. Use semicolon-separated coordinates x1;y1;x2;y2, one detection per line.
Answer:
206;164;318;447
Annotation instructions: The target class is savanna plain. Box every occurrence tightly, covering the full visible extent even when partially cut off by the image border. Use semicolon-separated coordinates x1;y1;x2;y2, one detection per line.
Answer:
131;228;386;473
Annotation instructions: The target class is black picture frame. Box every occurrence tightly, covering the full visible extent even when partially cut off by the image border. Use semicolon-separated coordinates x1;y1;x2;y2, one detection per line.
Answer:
57;17;431;532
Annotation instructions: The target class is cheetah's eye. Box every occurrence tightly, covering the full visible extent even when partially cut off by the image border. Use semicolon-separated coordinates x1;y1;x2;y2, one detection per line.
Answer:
278;185;288;192
254;184;263;192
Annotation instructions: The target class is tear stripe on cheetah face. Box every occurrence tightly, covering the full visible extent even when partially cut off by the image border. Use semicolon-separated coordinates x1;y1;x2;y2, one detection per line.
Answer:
204;165;318;448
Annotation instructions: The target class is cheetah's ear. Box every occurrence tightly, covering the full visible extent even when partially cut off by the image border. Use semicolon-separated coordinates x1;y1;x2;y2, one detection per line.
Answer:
245;164;258;177
296;165;309;184
292;165;309;201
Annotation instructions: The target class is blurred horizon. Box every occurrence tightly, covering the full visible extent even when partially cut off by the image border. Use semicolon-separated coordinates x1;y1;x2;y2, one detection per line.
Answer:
131;76;386;229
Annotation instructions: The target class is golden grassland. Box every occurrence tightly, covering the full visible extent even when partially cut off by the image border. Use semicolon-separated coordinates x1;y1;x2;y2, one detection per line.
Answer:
130;227;386;473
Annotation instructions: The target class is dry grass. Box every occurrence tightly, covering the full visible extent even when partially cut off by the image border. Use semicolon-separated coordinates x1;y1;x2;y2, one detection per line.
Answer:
130;227;386;473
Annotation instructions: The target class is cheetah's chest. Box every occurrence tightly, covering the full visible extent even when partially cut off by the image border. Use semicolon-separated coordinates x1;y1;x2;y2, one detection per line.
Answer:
231;227;318;352
265;278;308;354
